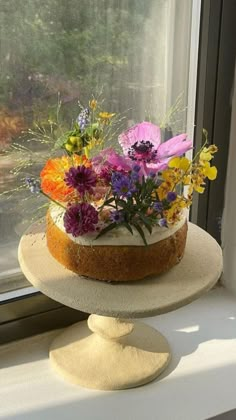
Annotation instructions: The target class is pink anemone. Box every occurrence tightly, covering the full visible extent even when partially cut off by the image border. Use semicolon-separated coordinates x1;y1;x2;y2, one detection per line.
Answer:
118;122;192;176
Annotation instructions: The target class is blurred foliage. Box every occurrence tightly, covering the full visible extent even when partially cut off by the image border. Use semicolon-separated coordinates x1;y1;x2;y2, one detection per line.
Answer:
0;0;158;129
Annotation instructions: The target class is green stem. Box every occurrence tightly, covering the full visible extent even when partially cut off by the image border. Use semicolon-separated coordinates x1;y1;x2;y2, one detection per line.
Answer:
40;190;66;209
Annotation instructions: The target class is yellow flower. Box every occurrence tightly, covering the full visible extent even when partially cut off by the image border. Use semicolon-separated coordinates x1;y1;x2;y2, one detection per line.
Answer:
194;184;205;194
183;175;191;185
157;181;173;200
89;99;97;110
163;197;191;224
202;161;217;180
168;156;190;172
162;169;179;183
99;112;115;123
189;168;206;193
200;145;218;162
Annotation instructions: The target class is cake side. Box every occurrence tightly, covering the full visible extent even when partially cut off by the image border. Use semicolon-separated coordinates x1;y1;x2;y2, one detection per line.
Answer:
46;210;188;282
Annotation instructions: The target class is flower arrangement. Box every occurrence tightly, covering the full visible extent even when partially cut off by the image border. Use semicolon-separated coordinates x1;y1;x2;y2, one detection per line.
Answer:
24;99;217;245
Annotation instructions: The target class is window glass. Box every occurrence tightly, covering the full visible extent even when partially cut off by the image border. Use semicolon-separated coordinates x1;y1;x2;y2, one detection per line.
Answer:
0;0;195;289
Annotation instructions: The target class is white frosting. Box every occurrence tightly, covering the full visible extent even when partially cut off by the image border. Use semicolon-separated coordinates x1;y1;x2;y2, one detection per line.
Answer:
50;205;186;247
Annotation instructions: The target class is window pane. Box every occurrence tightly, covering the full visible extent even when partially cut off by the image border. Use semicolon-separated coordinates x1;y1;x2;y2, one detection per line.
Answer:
0;0;196;291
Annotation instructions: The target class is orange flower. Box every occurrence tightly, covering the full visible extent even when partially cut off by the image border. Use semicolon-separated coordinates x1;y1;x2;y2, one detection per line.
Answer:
40;155;91;202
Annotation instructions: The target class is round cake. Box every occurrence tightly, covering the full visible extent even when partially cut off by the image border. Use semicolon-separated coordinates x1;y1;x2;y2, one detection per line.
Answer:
46;205;188;282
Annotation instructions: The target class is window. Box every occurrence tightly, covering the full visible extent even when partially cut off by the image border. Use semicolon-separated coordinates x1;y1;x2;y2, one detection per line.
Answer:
9;1;236;344
0;0;200;297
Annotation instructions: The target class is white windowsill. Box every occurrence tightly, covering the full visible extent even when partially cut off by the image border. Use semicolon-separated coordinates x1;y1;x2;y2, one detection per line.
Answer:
0;287;236;420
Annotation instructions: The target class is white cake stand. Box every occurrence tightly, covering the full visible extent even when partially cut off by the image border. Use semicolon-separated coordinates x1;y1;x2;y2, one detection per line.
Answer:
18;222;223;390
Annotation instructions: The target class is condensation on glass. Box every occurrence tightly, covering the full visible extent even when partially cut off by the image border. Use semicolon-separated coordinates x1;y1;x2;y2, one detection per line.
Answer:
0;0;194;291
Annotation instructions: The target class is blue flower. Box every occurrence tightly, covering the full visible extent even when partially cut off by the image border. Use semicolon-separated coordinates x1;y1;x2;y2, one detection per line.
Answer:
158;218;168;227
110;210;124;224
132;164;141;173
130;171;139;183
111;172;137;198
153;201;163;213
25;177;40;194
77;107;90;131
167;191;177;202
148;171;156;178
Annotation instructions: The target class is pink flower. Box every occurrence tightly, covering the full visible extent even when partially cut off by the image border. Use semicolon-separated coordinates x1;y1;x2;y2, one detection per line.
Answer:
92;147;131;179
118;122;192;175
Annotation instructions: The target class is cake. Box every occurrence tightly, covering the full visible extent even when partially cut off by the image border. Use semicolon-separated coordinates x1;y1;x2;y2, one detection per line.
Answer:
23;98;217;282
46;205;188;282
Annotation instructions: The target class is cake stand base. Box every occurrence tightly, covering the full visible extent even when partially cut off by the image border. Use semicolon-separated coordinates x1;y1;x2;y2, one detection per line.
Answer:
50;314;171;390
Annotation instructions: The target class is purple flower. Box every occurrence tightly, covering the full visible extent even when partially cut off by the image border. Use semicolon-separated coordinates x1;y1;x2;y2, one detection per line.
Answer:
99;167;112;183
110;210;124;223
167;191;177;202
130;169;140;183
118;122;192;176
132;164;141;172
77;107;90;131
64;165;97;195
111;172;137;198
25;177;40;194
153;201;163;213
158;218;168;227
64;203;98;237
148;171;156;179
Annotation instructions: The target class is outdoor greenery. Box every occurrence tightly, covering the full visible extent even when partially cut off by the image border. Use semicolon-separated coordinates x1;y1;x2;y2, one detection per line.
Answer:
0;0;166;139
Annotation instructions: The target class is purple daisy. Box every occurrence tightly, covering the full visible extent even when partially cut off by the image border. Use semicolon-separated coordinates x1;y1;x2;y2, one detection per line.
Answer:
111;172;137;198
64;165;97;195
64;203;98;237
110;210;124;224
153;201;163;213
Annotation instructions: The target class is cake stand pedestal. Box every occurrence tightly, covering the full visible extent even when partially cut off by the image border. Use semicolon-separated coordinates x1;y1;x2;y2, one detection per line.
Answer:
18;223;223;390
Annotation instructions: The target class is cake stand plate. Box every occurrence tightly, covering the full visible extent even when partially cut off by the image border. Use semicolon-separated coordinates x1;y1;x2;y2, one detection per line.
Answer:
18;222;223;390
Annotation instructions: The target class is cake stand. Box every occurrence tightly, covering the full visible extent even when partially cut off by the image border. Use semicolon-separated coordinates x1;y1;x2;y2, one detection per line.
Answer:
18;222;223;390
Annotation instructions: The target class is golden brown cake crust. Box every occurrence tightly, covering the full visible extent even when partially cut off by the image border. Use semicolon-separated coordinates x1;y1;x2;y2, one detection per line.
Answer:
46;211;188;282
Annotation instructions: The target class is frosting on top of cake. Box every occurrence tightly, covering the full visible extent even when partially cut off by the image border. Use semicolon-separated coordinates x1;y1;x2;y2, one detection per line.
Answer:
49;205;186;247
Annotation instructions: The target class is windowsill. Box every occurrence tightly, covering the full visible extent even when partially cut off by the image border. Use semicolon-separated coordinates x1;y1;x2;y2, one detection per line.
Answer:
0;272;30;295
0;287;236;420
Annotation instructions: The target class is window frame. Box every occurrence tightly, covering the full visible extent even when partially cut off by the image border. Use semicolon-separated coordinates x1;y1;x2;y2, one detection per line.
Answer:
1;0;234;343
0;292;87;344
191;0;236;244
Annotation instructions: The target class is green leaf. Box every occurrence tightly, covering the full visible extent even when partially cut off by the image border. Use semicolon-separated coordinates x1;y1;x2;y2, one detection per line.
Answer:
53;133;69;151
117;199;127;208
139;214;153;234
139;213;152;225
132;223;148;246
96;222;117;239
103;197;116;206
122;222;133;235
